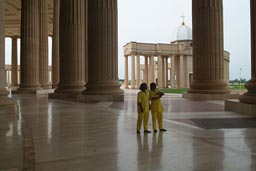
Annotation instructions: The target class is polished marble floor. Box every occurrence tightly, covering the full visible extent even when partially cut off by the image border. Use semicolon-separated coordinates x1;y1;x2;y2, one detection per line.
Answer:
1;90;256;171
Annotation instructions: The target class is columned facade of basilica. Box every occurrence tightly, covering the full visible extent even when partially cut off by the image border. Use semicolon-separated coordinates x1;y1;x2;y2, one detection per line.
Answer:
0;0;256;113
123;40;230;89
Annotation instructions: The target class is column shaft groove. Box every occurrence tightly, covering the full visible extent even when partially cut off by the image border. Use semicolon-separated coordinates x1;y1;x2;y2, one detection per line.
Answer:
188;0;229;94
52;0;60;88
19;0;41;90
83;0;123;95
39;0;50;89
11;37;18;87
55;0;85;94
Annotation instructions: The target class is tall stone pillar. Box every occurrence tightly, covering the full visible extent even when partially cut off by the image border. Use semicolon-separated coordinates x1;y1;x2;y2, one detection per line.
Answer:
80;0;123;101
53;0;85;96
149;55;154;84
18;0;41;92
171;56;175;88
52;0;60;89
157;55;163;88
239;0;256;104
179;55;184;88
124;55;129;88
11;37;18;87
188;0;229;94
136;55;141;88
165;57;169;87
163;57;166;87
144;56;149;85
39;0;50;89
0;0;14;111
0;0;7;95
131;54;135;89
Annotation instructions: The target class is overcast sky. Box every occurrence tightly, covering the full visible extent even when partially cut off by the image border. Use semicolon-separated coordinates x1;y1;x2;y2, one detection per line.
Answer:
5;0;251;81
118;0;251;80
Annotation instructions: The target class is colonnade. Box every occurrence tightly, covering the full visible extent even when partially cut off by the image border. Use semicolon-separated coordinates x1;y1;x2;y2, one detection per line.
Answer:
1;0;123;101
1;0;256;105
124;54;190;89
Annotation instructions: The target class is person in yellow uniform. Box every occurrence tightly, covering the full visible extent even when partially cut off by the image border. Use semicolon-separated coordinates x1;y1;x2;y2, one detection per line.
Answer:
149;82;167;133
137;83;151;134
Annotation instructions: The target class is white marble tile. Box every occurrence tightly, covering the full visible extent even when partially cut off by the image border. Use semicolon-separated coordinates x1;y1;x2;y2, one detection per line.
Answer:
1;93;256;171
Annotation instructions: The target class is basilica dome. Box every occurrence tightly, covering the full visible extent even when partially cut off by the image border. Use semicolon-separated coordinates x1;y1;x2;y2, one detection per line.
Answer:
171;22;192;43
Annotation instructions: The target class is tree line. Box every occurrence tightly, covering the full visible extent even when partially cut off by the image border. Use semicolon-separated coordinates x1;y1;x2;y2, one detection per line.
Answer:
230;78;248;84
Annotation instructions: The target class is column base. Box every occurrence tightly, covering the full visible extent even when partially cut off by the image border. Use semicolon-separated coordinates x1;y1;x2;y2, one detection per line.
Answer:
49;92;81;99
239;93;256;104
17;85;42;94
41;85;52;89
83;82;123;95
14;88;54;95
77;94;124;102
188;80;230;94
225;99;256;115
182;93;240;101
239;80;256;104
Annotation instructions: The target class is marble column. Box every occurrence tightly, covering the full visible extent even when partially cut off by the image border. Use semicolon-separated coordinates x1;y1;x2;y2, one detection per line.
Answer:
136;55;141;88
179;55;184;88
188;0;229;94
18;0;41;92
124;55;128;88
0;0;7;95
53;0;85;95
130;54;135;89
239;0;256;104
157;55;163;88
165;57;169;87
0;0;13;110
11;37;18;87
144;56;149;85
171;56;175;88
39;0;50;89
52;0;60;89
149;55;154;84
80;0;123;101
163;57;166;87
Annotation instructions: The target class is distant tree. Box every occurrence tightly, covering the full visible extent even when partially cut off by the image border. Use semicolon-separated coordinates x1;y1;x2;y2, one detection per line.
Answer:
229;78;248;84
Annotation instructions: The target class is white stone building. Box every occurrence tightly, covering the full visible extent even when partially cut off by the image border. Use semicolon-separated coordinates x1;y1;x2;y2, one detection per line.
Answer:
123;21;230;89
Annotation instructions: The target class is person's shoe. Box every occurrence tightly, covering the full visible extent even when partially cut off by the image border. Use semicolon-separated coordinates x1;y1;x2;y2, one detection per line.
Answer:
154;129;157;133
136;131;140;134
144;130;152;133
160;128;167;132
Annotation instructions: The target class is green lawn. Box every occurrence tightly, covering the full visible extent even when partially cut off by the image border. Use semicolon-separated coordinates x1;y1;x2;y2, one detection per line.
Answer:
159;85;246;94
229;84;246;90
159;88;188;94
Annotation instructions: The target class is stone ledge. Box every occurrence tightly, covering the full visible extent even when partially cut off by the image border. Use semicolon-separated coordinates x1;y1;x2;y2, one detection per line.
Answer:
225;99;256;116
182;93;240;101
77;94;124;102
13;89;54;95
49;92;78;99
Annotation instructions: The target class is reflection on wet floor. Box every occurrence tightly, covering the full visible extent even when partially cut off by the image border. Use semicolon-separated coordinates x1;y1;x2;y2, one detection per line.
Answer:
1;91;256;171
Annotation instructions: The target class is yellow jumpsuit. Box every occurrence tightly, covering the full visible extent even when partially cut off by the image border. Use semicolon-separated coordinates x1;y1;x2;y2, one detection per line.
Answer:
149;90;164;130
137;91;150;132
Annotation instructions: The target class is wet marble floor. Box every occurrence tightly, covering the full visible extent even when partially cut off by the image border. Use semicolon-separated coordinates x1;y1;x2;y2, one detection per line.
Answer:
1;90;256;171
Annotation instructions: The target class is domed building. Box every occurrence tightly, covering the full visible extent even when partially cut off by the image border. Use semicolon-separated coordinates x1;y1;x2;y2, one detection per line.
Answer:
123;20;230;89
171;20;192;43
